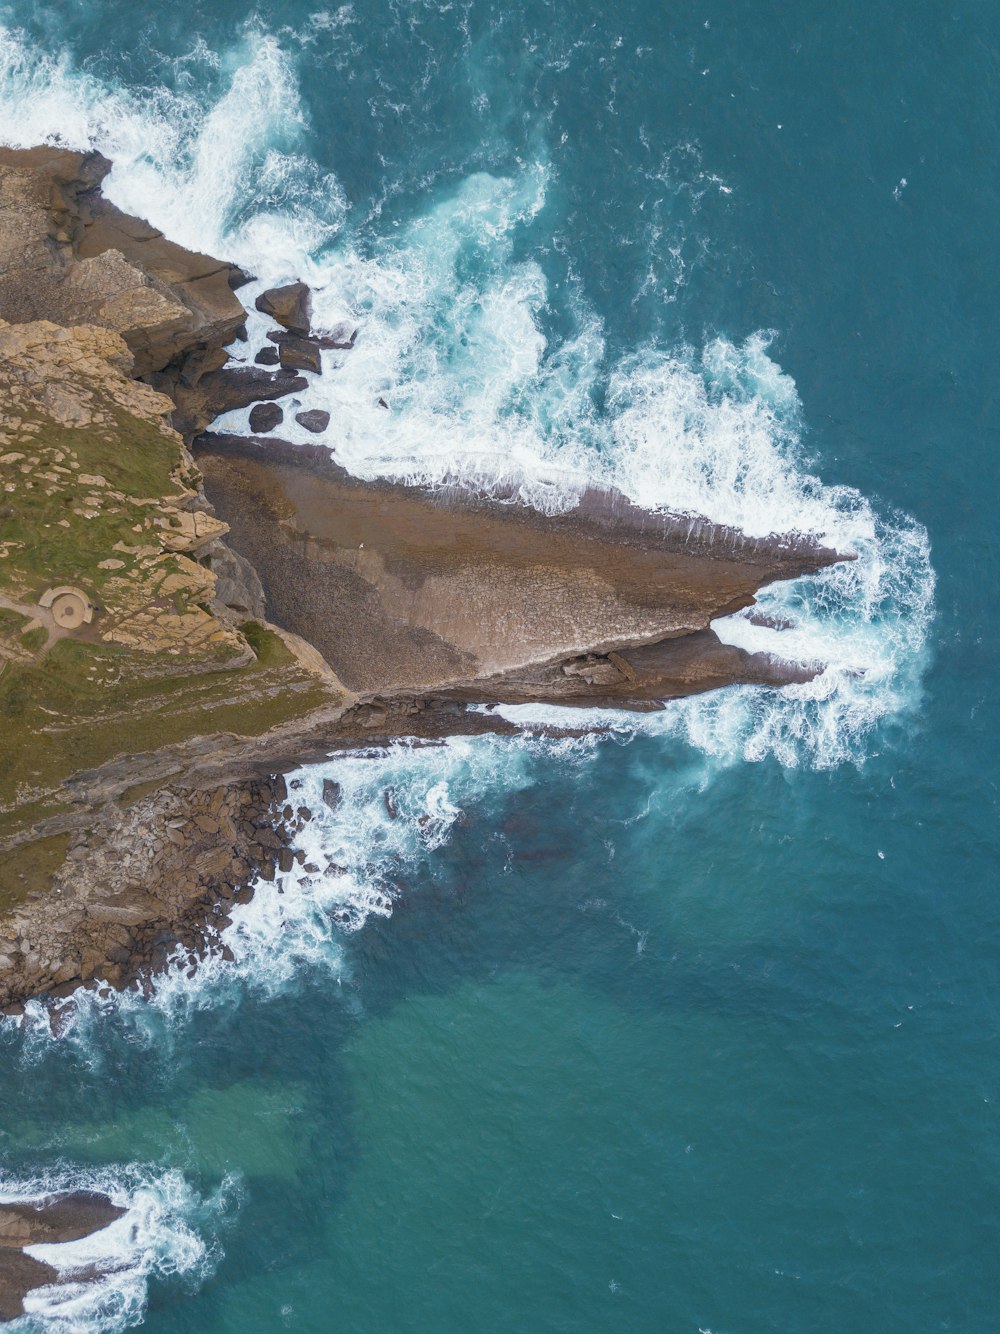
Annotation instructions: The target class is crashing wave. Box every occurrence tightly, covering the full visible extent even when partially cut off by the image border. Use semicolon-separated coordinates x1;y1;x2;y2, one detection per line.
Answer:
0;1165;235;1332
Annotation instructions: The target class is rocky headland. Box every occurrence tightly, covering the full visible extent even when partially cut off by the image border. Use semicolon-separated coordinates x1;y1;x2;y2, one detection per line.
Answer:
0;144;845;1019
0;140;853;1321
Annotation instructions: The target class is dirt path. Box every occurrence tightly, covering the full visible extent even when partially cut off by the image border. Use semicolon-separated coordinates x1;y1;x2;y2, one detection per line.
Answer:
0;590;71;658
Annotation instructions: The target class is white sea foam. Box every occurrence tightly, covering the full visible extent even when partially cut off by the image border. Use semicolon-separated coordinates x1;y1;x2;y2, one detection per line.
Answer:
9;736;556;1044
0;1165;234;1332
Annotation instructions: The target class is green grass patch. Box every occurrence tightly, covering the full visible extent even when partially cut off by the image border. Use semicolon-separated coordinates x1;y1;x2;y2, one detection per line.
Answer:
0;832;70;913
239;621;294;668
0;636;338;836
0;407;181;603
19;627;46;653
0;609;28;634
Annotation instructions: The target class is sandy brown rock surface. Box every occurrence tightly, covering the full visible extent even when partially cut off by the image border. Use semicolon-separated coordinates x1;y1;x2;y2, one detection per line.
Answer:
196;433;840;706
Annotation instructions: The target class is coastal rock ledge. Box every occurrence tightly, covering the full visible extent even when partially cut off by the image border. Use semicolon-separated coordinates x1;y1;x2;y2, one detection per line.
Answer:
0;143;849;1024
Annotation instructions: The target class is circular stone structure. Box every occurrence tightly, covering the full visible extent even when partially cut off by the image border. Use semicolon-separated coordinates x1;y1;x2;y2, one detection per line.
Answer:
38;585;93;630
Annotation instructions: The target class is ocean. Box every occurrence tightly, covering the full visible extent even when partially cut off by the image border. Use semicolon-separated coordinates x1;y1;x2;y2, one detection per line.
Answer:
0;0;996;1328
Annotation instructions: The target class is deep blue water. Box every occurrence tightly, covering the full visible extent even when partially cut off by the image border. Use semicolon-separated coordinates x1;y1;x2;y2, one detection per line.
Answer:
0;2;998;1329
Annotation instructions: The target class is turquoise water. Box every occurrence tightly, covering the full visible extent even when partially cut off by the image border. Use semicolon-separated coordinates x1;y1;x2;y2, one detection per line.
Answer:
0;2;997;1329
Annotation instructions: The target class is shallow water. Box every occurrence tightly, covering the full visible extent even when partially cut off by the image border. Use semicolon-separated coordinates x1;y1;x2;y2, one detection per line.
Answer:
0;2;997;1329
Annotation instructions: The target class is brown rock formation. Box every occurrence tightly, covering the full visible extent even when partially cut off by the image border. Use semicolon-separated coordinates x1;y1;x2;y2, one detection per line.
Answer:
0;777;297;1010
0;144;854;1015
0;146;246;378
195;433;839;708
255;281;311;335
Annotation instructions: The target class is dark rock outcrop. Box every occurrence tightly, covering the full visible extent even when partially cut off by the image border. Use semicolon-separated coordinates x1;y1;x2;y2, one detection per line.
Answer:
268;325;356;352
163;366;308;439
254;345;280;366
296;409;330;433
255;282;311;335
248;401;284;433
0;1191;126;1321
278;335;322;375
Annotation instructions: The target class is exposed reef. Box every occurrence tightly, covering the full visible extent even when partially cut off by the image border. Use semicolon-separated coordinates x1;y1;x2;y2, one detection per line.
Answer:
195;432;835;707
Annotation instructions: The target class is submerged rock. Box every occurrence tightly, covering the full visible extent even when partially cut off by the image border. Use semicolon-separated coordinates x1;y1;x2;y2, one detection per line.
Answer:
248;401;284;433
322;779;342;811
295;409;330;433
255;281;311;336
326;321;358;349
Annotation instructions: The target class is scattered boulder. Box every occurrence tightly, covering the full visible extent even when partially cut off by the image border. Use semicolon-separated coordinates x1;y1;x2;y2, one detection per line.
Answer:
278;336;322;375
322;779;342;811
249;401;284;433
162;365;308;438
255;282;311;336
254;345;280;366
295;409;330;434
